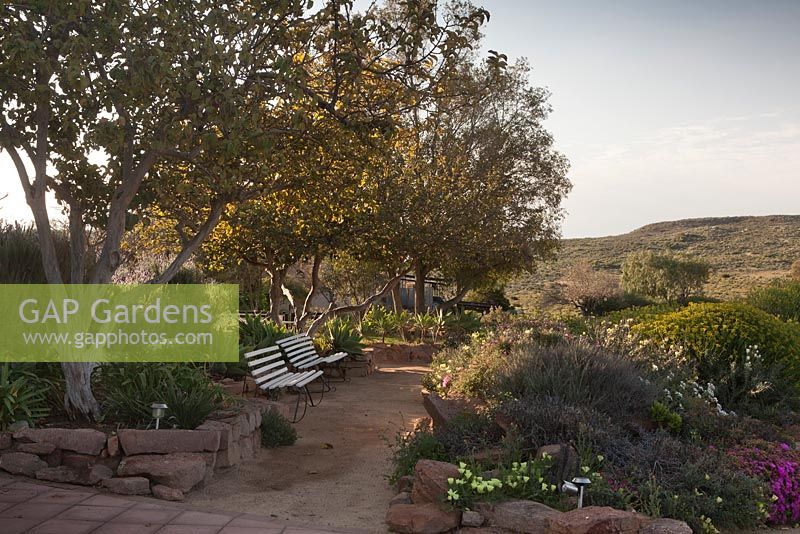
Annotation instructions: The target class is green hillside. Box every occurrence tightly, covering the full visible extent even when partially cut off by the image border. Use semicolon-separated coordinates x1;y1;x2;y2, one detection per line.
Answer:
508;215;800;311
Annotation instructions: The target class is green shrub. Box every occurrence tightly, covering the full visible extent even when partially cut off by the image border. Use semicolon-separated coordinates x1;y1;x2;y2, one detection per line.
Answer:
0;363;51;429
387;422;447;485
96;363;224;428
434;412;504;458
650;401;682;434
634;302;800;383
621;251;710;304
260;410;297;447
239;314;290;350
320;316;364;355
748;279;800;322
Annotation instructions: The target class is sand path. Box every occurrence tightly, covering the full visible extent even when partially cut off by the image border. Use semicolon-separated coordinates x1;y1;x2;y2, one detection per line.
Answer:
186;363;429;533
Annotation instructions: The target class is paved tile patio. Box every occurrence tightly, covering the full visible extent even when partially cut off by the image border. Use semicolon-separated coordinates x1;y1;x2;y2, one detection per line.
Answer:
0;474;369;534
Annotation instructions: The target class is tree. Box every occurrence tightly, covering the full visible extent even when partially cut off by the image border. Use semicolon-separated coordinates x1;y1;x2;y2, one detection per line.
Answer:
558;261;621;316
621;251;710;305
0;0;489;417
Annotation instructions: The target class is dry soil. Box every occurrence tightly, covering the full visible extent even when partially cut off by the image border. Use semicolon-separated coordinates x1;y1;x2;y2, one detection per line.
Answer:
186;363;429;533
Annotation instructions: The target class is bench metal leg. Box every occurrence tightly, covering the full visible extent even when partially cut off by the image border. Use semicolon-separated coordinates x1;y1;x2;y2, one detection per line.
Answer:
290;387;309;423
306;382;324;407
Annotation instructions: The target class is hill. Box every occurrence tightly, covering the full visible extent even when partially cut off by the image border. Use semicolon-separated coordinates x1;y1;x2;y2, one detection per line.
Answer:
508;215;800;311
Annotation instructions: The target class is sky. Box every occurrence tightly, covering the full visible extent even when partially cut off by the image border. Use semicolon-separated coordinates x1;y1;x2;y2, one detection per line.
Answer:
1;0;798;237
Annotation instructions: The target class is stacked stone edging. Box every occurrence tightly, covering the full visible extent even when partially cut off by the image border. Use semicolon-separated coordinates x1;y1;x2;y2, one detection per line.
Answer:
0;398;277;501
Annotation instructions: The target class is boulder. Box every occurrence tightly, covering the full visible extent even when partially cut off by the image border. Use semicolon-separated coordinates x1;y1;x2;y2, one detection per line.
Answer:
219;416;243;441
411;460;461;504
13;428;106;455
8;420;29;432
546;506;648;534
390;492;413;506
117;429;220;455
422;392;477;429
36;466;80;484
215;441;241;468
0;451;48;476
475;500;561;533
87;464;115;484
396;475;414;493
16;441;57;455
44;448;62;467
239;434;254;459
461;510;484;528
386;503;461;534
102;476;151;495
62;451;120;472
152;484;185;501
117;452;206;492
640;518;692;534
0;432;12;450
536;444;579;485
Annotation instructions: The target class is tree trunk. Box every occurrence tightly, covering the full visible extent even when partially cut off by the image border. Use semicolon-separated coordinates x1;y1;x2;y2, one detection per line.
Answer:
414;261;427;313
391;280;403;313
438;285;470;314
61;362;100;418
267;268;286;325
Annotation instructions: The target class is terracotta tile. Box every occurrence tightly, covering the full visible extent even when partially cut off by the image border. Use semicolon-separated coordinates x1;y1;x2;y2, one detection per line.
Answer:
171;510;234;526
131;501;184;510
0;501;17;512
92;523;164;534
55;504;128;521
0;488;39;503
156;526;222;534
0;476;15;487
0;502;70;520
0;516;46;534
30;489;95;505
80;494;137;508
28;518;103;534
219;527;284;534
112;506;182;525
283;529;342;534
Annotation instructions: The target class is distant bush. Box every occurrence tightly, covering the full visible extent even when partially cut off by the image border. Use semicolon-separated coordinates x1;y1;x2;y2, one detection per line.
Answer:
634;303;800;384
748;279;800;322
557;261;623;316
621;251;710;304
260;410;297;448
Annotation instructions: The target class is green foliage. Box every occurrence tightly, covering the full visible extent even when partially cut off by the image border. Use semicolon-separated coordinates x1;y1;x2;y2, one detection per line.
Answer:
634;302;800;383
414;312;445;343
466;281;512;310
320;316;364;355
0;364;51;430
361;307;400;342
239;314;290;350
387;422;447;485
95;363;224;429
748;279;800;322
650;401;682;434
260;410;297;448
622;251;710;304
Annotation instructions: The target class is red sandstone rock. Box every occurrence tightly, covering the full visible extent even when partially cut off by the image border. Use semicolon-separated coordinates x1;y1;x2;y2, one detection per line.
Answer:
36;466;80;484
117;429;220;455
546;506;648;534
102;476;151;495
0;451;48;476
13;428;106;455
117;452;206;492
640;518;692;534
411;459;461;505
474;500;561;533
0;432;11;450
16;441;56;455
152;484;185;501
107;435;120;456
386;503;461;533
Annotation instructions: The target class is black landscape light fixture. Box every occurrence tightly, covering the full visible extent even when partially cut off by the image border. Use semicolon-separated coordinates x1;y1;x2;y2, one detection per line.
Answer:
151;402;168;429
561;476;592;508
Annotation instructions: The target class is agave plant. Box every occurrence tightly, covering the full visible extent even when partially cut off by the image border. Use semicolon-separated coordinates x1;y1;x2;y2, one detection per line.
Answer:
413;312;439;343
239;314;290;350
0;363;50;430
323;316;365;355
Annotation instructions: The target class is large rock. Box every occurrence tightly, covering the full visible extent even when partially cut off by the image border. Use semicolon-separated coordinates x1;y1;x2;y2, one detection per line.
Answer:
215;441;241;468
475;500;561;533
102;476;151;495
117;429;220;455
386;503;461;533
411;460;461;504
0;451;48;476
640;518;692;534
16;441;56;455
36;466;80;484
196;420;233;450
422;392;473;429
546;506;648;534
536;444;578;485
461;510;484;527
396;475;414;493
117;452;206;492
107;435;120;456
13;427;106;455
0;432;13;450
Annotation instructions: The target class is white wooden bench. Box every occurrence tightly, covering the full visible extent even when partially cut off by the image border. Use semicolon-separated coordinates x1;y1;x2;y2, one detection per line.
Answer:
244;344;324;422
276;333;351;384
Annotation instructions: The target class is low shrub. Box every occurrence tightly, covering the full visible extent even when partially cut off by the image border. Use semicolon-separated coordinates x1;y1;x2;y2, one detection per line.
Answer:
319;316;364;355
434;412;504;458
387;421;447;485
748;279;800;322
730;441;800;524
634;302;800;384
260;410;297;448
0;363;51;429
239;315;290;350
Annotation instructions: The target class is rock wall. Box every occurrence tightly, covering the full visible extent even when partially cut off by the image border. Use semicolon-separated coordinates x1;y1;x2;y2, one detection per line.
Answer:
0;398;277;501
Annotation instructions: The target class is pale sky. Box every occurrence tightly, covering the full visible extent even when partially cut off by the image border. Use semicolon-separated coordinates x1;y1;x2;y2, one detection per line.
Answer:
1;0;798;237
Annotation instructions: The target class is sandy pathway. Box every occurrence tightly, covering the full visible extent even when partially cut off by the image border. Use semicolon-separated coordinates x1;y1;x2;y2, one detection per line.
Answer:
187;363;429;533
